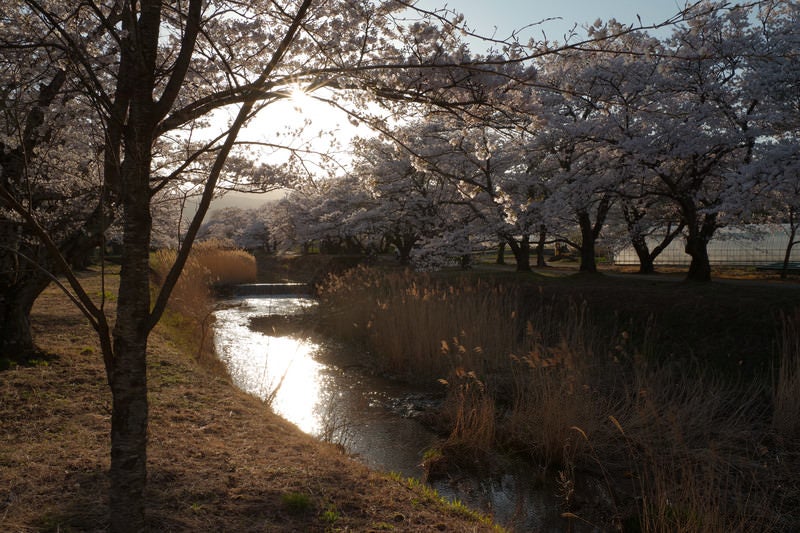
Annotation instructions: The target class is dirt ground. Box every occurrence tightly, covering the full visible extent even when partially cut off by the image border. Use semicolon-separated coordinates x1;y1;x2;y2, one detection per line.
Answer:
0;267;499;532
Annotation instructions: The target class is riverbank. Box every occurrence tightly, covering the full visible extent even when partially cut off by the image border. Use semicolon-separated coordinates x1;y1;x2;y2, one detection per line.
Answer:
0;265;501;532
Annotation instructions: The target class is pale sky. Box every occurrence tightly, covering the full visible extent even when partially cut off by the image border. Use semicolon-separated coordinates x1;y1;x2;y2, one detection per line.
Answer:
416;1;690;45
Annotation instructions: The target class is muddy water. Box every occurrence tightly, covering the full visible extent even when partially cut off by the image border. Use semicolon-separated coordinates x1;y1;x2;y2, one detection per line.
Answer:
213;293;560;532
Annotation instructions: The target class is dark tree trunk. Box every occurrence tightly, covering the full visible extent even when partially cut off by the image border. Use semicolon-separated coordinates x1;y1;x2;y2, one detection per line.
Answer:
0;220;67;360
781;230;797;280
684;212;717;283
390;233;416;265
0;283;43;359
535;225;547;268
781;210;798;280
109;141;153;532
107;11;161;518
685;235;712;282
577;211;598;273
506;234;532;272
495;242;505;265
631;235;655;274
621;201;655;274
577;214;598;273
621;201;685;275
576;196;611;274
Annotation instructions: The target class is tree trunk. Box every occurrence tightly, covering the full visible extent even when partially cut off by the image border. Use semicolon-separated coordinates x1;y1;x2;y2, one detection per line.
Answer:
109;189;152;532
684;213;716;283
0;286;39;359
576;196;611;274
535;225;547;268
631;235;655;274
781;231;797;280
109;332;149;533
685;235;711;282
506;234;531;272
577;211;598;273
390;235;415;265
0;230;56;360
495;242;505;265
781;212;798;280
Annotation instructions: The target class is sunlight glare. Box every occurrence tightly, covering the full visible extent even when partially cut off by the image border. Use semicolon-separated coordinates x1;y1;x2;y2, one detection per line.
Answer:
287;84;314;113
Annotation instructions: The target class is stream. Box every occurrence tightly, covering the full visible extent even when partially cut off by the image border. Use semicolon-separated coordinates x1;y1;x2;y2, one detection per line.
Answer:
213;291;561;532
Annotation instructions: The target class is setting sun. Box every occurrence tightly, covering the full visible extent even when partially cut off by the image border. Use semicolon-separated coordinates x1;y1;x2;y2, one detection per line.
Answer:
287;83;315;112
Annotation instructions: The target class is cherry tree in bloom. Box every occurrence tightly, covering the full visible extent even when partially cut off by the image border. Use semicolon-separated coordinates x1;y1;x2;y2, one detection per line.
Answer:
0;1;527;527
522;45;622;274
0;30;110;357
733;0;800;278
617;2;762;281
570;21;686;274
347;132;463;264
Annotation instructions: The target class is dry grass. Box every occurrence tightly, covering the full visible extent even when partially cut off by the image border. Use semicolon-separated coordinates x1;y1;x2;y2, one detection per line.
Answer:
150;241;257;365
316;267;520;380
774;310;800;441
439;369;496;462
0;263;502;532
316;266;800;532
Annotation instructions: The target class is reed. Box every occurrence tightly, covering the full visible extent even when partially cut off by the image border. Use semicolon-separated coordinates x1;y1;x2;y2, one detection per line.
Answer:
439;369;496;460
317;266;520;380
773;310;800;440
316;267;794;531
151;241;256;364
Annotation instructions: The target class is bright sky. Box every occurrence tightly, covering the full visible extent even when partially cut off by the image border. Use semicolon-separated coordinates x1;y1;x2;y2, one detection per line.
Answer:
210;1;694;212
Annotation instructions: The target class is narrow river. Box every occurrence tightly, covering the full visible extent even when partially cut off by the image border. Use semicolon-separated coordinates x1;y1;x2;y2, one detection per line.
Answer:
213;292;559;532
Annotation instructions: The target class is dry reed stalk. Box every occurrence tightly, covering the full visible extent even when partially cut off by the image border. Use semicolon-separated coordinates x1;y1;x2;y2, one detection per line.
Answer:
773;310;800;440
316;267;790;531
191;240;257;285
151;243;256;364
440;369;496;458
612;366;776;533
318;267;523;380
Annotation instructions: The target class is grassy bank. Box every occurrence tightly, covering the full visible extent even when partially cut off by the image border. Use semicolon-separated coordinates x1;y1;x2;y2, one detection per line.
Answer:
0;258;502;532
316;266;800;532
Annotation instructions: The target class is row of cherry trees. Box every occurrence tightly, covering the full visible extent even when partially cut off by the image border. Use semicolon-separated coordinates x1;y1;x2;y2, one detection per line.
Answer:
0;0;796;529
263;2;799;280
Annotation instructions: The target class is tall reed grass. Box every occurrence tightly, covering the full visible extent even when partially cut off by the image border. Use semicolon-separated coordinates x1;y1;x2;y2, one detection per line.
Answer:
151;240;256;363
316;266;796;532
774;310;800;441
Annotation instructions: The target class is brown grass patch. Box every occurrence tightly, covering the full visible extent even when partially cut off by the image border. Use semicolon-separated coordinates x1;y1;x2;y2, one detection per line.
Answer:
0;264;501;532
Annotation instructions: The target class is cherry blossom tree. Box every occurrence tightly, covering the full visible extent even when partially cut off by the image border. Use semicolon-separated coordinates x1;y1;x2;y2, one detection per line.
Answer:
620;2;761;281
737;0;800;278
197;206;273;250
568;22;685;274
525;48;619;274
0;1;507;528
0;33;110;358
347;134;459;264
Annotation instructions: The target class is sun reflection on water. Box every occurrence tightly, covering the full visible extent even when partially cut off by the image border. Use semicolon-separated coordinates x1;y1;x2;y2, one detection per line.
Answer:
213;296;325;435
